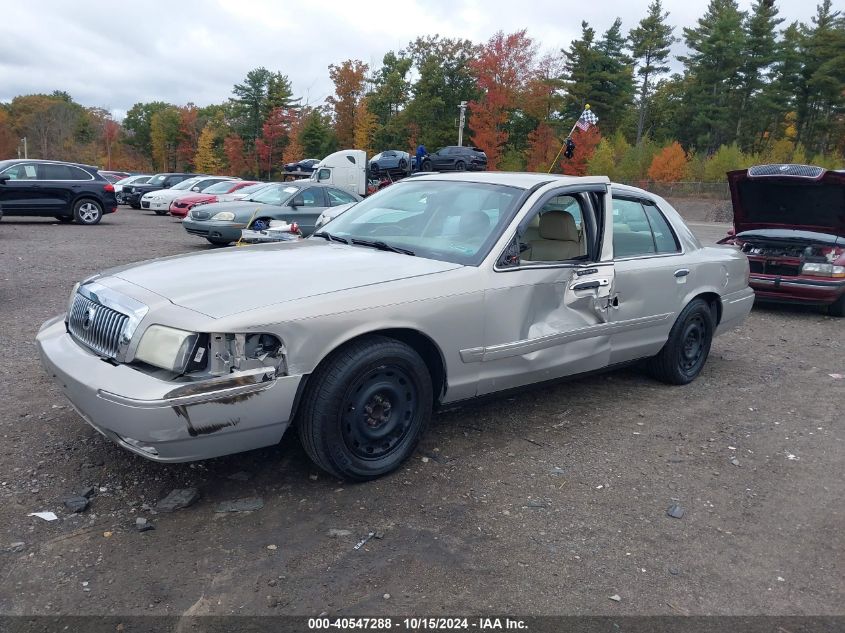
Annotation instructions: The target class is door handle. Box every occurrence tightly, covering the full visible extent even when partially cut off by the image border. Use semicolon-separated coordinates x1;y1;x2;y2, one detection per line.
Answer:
571;279;609;291
674;269;690;278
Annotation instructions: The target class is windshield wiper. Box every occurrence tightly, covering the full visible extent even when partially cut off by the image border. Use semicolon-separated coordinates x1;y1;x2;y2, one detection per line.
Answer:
313;231;350;244
351;239;415;256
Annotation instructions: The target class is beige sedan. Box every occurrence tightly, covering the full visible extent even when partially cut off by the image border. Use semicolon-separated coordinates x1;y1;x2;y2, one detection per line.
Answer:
37;173;753;480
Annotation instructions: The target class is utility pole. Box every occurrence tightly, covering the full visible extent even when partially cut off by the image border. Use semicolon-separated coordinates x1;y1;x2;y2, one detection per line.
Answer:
457;101;467;146
21;137;27;159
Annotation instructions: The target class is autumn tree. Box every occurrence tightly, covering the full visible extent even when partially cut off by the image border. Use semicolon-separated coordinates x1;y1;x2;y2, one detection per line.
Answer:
469;30;537;170
353;98;378;155
194;124;223;174
647;141;689;181
223;135;251;177
282;109;306;164
150;106;181;171
255;106;297;178
561;126;602;176
176;105;200;170
525;123;559;172
327;59;368;148
0;109;18;158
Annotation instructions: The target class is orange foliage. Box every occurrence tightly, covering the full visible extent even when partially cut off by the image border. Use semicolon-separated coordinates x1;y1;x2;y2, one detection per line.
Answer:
647;141;688;182
560;126;601;176
0;109;16;159
224;135;251;176
469;30;537;170
525;123;559;172
176;106;199;169
282;111;305;164
327;59;368;149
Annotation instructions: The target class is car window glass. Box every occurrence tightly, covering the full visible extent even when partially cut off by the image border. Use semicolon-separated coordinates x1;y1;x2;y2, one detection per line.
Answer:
520;194;589;263
250;185;287;205
171;178;200;191
41;164;73;180
327;188;357;206
201;181;234;194
68;166;91;181
643;203;680;253
316;168;331;182
326;181;521;266
148;175;167;186
296;188;323;207
612;199;657;257
2;163;39;180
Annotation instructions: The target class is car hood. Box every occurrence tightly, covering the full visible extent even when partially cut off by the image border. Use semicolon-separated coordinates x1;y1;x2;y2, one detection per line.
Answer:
727;167;845;237
175;193;215;205
106;240;462;318
188;200;279;220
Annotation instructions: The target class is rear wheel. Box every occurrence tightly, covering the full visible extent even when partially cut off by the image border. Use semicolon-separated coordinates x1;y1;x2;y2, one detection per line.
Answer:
398;158;408;170
73;199;103;225
421;160;432;171
829;294;845;318
645;298;714;385
297;335;433;481
455;160;466;171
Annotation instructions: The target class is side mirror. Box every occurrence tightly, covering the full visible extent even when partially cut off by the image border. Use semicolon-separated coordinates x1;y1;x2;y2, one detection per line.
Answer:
0;174;9;185
290;196;303;208
191;186;201;192
163;183;172;189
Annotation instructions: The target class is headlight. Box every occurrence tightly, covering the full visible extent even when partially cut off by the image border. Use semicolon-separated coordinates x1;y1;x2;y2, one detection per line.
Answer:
211;211;235;221
801;262;845;278
134;325;200;373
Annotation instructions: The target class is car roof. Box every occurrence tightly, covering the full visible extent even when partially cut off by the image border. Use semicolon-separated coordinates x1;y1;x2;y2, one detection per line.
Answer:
0;158;99;171
406;171;611;189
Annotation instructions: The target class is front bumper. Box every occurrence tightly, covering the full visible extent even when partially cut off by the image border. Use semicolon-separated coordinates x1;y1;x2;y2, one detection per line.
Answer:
182;219;246;242
750;274;845;306
36;316;302;462
144;199;170;211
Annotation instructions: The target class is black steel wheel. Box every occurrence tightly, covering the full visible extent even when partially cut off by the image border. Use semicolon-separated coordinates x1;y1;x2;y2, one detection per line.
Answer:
645;298;714;385
297;335;433;481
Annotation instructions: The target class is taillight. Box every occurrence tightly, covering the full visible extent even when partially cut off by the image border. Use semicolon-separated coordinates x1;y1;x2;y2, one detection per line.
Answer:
103;183;115;192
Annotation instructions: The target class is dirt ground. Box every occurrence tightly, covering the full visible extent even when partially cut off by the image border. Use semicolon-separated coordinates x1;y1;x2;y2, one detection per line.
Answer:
0;203;842;618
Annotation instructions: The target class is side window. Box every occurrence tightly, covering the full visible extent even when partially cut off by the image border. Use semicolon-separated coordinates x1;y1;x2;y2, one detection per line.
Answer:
612;199;656;258
67;166;92;181
519;194;590;264
297;188;324;207
41;164;73;180
643;204;680;253
327;188;357;206
2;163;39;180
317;168;331;182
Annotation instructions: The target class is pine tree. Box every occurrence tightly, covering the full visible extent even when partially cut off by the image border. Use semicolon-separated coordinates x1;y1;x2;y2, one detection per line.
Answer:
629;0;675;144
679;0;746;151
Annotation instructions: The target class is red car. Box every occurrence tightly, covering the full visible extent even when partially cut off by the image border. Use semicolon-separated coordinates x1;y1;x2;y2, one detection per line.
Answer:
169;180;262;218
721;164;845;316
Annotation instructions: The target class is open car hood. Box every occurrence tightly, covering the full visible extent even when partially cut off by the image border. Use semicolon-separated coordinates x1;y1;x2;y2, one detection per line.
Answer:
727;165;845;237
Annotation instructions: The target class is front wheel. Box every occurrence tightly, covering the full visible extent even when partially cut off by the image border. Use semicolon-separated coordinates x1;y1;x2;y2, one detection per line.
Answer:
645;298;715;385
154;210;167;216
206;238;231;246
421;160;432;172
297;335;433;481
73;199;103;225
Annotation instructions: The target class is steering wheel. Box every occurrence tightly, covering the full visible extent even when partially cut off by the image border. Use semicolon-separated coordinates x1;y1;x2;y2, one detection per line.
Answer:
370;224;410;236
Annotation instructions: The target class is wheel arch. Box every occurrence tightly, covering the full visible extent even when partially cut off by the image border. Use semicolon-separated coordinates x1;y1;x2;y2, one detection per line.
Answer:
686;290;723;325
301;327;448;408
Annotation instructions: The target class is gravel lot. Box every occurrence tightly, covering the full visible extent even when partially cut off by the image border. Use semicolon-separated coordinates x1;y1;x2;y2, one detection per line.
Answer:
0;206;842;617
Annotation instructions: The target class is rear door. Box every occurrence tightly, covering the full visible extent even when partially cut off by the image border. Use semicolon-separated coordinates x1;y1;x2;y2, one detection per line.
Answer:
476;182;615;394
39;163;83;214
608;195;687;363
276;186;328;236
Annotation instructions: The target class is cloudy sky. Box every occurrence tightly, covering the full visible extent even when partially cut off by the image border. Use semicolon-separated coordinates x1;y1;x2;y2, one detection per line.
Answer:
1;0;816;119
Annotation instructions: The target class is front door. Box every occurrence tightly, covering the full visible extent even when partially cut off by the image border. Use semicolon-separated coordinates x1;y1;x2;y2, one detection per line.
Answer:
0;162;43;214
475;184;615;395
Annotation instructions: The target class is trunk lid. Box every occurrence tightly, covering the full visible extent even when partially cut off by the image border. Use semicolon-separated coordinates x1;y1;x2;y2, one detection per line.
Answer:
727;165;845;237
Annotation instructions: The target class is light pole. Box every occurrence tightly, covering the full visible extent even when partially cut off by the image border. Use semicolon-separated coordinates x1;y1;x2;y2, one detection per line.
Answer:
457;101;467;146
21;137;27;159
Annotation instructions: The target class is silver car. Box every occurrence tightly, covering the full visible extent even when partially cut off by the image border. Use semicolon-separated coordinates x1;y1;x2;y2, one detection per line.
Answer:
36;173;753;481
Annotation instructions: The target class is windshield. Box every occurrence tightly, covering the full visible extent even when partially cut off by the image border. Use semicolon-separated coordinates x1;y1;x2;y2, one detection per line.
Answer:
148;174;167;186
235;183;266;195
319;180;522;265
171;178;201;191
201;180;237;194
247;184;299;205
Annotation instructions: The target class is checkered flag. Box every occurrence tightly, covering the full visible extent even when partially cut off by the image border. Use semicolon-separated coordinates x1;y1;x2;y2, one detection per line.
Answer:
575;107;599;131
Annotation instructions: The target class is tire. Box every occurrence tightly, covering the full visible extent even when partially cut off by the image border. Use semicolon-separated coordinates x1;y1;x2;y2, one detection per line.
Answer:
154;210;167;216
455;160;466;171
206;238;231;246
645;298;715;385
73;199;103;225
421;160;432;172
297;335;433;481
370;163;379;176
829;294;845;318
55;216;73;223
398;158;408;170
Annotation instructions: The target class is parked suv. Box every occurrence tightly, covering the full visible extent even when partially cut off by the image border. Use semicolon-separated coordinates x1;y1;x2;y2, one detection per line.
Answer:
0;159;117;225
421;146;487;172
123;173;201;209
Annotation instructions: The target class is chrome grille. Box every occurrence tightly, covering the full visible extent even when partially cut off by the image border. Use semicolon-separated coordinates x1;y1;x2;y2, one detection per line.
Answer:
67;293;129;357
748;164;824;178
